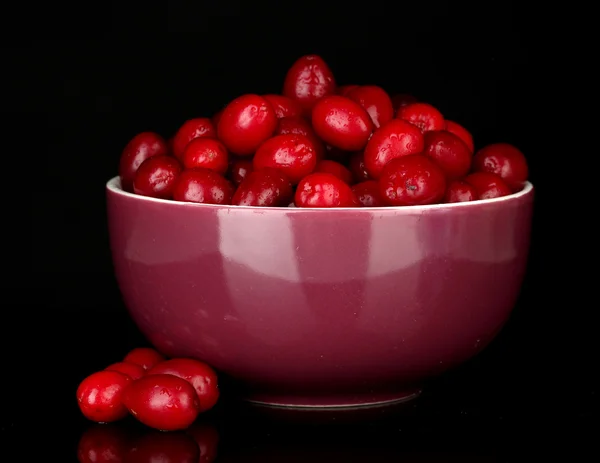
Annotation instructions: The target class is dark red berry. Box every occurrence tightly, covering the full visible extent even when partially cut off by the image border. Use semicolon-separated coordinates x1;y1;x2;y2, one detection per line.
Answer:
253;133;317;184
294;172;359;208
274;116;325;161
346;85;394;129
352;180;386;207
263;94;303;119
472;143;529;191
172;169;234;205
119;132;168;192
172;118;216;161
132;156;182;199
182;138;229;175
314;159;353;185
105;362;145;380
396;102;445;133
76;371;131;423
445;120;474;152
444;180;477;203
464;172;512;199
123;347;165;371
423;130;472;180
231;168;293;207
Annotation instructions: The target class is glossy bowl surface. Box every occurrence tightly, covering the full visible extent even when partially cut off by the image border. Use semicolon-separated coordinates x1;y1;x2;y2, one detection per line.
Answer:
107;176;534;409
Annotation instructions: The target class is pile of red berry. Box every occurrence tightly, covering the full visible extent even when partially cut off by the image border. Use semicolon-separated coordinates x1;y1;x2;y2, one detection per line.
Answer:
76;347;219;431
119;54;529;208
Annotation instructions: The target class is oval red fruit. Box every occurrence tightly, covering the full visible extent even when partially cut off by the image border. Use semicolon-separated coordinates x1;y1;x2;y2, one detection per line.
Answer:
445;120;474;152
217;94;277;156
229;158;254;185
147;358;221;413
352;180;386;207
253;133;317;184
282;54;336;116
464;172;512;199
119;132;168;192
378;155;447;206
172;118;216;161
182;138;229;175
471;143;529;191
123;374;200;431
172;169;234;204
132;156;182;199
295;172;358;208
396;102;445;132
363;119;424;180
311;95;373;151
76;371;131;423
105;362;145;380
123;347;165;371
274;116;325;161
423;130;472;180
231;168;293;207
263;94;303;119
346;85;394;129
444;180;477;203
314;159;353;185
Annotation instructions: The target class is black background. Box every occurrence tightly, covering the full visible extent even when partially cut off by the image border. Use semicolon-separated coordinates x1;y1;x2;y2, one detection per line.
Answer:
1;1;594;459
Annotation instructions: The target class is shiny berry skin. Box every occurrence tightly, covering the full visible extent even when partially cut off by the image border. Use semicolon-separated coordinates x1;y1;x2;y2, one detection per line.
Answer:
76;371;131;423
396;102;445;133
445;120;474;152
282;54;337;116
123;347;165;371
122;374;200;431
311;95;373;151
391;93;418;112
363;119;424;179
346;85;394;129
352;180;386;207
231;168;293;207
147;358;220;413
133;156;182;199
464;172;512;199
172;169;234;204
229;158;253;185
444;180;477;203
182;138;229;175
172;118;217;161
423;130;472;180
126;432;199;463
217;94;277;156
349;151;370;182
274;116;325;160
378;155;447;206
105;362;145;380
119;132;168;192
337;84;359;96
471;143;529;191
314;159;353;185
295;172;359;208
253;133;317;184
263;94;303;119
77;425;130;463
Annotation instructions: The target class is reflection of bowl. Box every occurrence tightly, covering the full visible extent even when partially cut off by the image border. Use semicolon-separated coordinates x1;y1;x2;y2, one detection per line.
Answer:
106;176;534;410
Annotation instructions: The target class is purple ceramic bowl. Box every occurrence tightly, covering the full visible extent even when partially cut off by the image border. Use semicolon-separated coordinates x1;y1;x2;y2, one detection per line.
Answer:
106;176;533;410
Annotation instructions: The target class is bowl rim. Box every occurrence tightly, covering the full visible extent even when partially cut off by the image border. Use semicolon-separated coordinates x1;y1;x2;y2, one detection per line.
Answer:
106;176;534;213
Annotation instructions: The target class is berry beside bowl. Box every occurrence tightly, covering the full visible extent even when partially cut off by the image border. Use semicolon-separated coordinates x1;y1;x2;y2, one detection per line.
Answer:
106;54;534;411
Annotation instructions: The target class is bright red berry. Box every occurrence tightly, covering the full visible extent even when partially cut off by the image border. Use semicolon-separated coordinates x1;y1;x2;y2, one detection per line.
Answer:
263;94;303;119
346;85;394;129
123;347;165;371
252;134;317;184
105;362;145;380
314;159;353;185
274;116;325;161
76;371;131;423
423;130;472;180
445;120;474;152
396;102;445;133
172;169;234;205
182;138;229;175
132;156;182;199
294;172;358;208
378;155;446;206
232;168;293;207
352;180;386;207
444;180;477;203
119;132;168;192
311;95;373;151
464;172;512;199
471;143;529;191
172;118;216;161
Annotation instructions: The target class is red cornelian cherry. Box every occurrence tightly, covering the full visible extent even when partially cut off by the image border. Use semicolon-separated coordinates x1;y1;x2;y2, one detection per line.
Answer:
352;180;386;207
122;374;200;431
105;361;145;380
311;95;373;151
132;156;182;199
445;120;474;152
76;371;131;423
172;118;216;161
263;94;303;119
396;102;445;133
391;93;418;112
363;119;424;179
314;159;353;185
147;358;221;413
252;133;317;184
274;116;325;160
172;169;234;204
295;172;358;208
119;132;168;192
182;138;229;175
349;151;370;182
471;143;529;191
283;54;337;116
123;347;165;371
232;168;293;207
217;94;277;156
444;180;477;203
337;84;359;96
464;172;512;199
378;155;447;206
229;158;254;185
346;85;394;129
423;130;472;180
